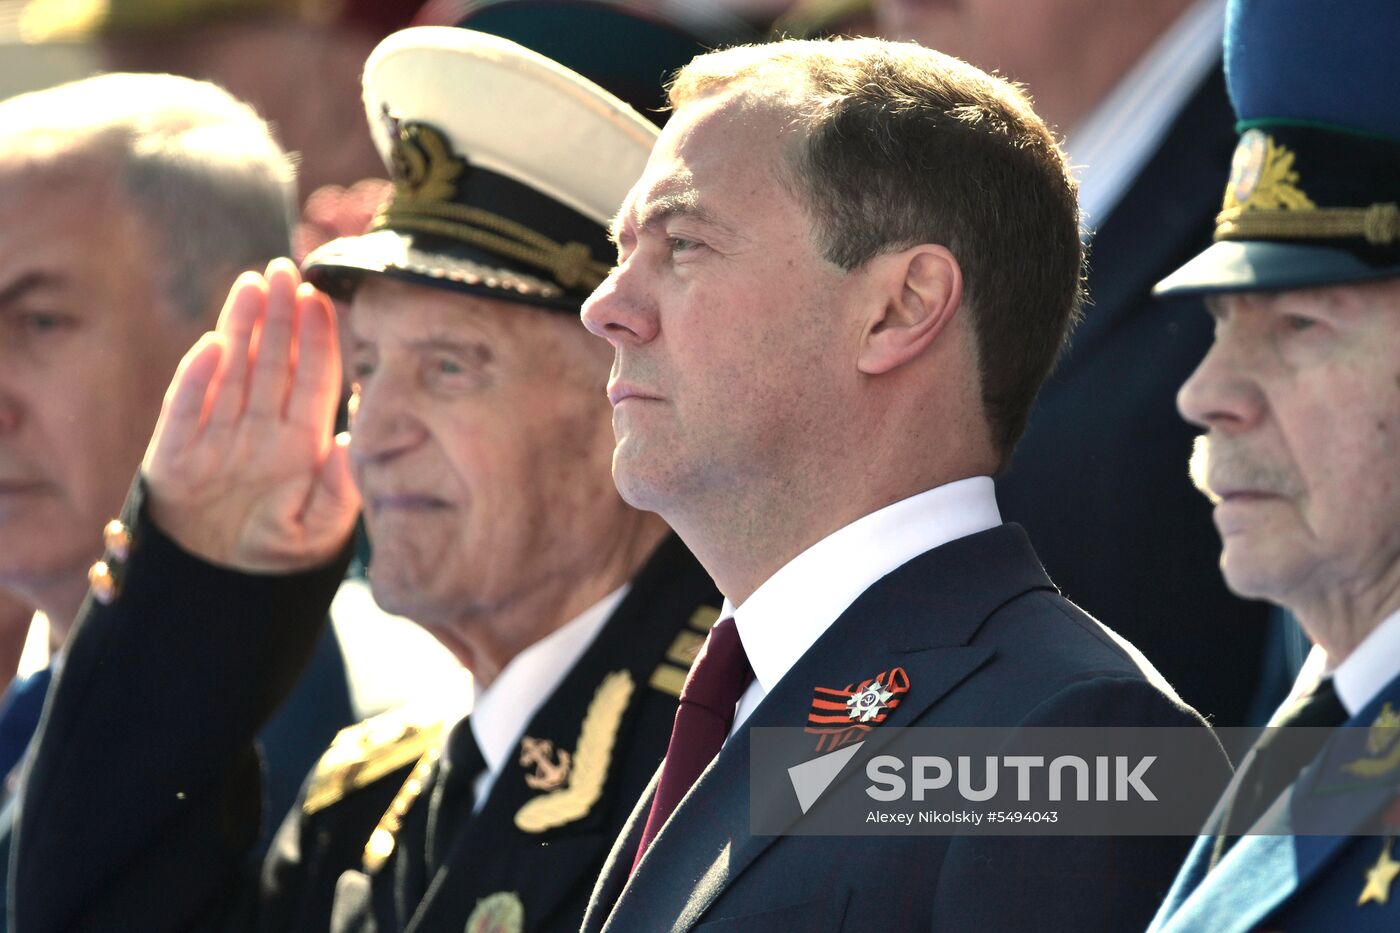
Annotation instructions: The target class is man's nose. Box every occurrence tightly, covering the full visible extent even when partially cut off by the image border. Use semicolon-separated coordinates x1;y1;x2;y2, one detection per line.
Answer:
1176;336;1265;434
581;261;659;347
347;375;427;466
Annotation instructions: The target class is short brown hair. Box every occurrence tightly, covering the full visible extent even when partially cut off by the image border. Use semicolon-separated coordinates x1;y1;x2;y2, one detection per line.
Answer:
670;38;1083;465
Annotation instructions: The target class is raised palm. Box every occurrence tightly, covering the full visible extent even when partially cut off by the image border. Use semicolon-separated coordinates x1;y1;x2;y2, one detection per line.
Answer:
142;259;359;571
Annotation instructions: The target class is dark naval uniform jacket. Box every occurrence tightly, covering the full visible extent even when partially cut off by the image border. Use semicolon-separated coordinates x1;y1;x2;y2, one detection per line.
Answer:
10;484;719;933
580;524;1231;932
1148;669;1400;933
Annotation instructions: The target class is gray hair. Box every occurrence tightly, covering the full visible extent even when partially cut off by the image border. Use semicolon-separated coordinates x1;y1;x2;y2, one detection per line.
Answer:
0;72;297;319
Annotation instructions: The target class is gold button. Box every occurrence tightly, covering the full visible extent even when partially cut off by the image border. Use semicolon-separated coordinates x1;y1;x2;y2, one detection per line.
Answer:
88;560;117;604
102;519;131;561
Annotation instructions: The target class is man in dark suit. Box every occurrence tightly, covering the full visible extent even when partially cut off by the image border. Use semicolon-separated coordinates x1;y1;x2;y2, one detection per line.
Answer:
10;16;733;933
578;36;1228;931
1144;1;1400;929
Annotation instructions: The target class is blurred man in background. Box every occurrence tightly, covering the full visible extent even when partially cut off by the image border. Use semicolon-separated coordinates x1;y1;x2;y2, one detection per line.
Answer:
0;72;356;895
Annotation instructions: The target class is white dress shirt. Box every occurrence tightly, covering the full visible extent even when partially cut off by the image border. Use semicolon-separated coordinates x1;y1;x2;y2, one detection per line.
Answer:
467;585;628;807
1064;0;1225;234
1331;608;1400;717
726;476;1002;735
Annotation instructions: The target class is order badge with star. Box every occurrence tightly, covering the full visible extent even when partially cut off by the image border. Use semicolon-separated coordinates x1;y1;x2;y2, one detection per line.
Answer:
805;667;910;752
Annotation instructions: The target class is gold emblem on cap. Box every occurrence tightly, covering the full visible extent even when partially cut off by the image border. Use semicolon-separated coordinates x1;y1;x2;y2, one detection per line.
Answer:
465;891;525;933
390;123;466;206
373;120;611;294
1214;130;1399;246
1222;130;1317;215
514;670;632;833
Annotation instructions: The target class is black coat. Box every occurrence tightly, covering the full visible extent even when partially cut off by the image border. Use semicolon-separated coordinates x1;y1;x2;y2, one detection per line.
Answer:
11;484;718;933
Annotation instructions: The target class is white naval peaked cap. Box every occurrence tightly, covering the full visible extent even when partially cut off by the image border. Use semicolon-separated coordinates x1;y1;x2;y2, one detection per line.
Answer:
304;25;660;311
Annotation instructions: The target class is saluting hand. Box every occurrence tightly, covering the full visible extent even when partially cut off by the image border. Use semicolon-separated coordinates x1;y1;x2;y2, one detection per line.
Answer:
142;258;359;572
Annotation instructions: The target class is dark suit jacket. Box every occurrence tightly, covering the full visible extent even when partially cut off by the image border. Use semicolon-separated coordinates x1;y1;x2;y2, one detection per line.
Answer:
1148;669;1400;933
581;523;1230;932
997;66;1276;730
10;485;719;933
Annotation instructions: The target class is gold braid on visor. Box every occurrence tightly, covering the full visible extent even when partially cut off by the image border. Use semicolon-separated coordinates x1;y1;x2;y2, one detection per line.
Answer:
374;200;613;291
1216;202;1399;246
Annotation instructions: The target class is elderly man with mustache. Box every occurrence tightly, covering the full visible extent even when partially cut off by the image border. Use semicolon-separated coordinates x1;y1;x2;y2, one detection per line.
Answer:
1145;1;1400;930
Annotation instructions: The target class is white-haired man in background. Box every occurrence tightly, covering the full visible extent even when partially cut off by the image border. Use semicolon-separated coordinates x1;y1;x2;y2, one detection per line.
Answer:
0;73;359;890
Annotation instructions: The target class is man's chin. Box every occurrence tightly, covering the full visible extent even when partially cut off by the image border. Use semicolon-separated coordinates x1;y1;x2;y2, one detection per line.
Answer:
610;458;666;514
1218;548;1290;605
365;566;431;620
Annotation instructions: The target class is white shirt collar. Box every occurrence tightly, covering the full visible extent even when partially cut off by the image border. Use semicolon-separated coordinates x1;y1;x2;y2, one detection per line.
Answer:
1064;0;1225;234
727;477;1001;730
468;584;628;803
1331;608;1400;716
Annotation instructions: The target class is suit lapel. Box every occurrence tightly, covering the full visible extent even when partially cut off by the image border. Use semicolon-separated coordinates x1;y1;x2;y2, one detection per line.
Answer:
580;770;661;933
599;525;1053;932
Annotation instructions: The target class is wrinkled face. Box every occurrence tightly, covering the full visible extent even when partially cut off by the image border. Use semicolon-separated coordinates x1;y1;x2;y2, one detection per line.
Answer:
346;278;620;626
0;162;206;599
581;89;861;520
1179;279;1400;608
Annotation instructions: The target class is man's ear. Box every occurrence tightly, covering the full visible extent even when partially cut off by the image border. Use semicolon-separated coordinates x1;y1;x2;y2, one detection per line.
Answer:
857;245;963;376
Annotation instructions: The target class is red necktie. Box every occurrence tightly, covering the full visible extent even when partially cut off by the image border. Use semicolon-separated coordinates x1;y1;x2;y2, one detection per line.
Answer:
632;617;753;873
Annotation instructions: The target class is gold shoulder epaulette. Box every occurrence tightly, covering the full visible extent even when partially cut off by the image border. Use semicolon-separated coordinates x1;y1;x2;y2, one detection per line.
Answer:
303;708;445;816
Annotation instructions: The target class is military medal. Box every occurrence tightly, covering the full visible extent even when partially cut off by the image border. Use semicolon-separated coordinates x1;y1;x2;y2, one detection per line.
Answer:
465;891;524;933
806;668;910;752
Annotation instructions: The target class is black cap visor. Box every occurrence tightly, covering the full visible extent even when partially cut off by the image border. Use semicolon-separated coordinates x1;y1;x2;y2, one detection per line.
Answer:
303;229;583;313
1153;239;1400;299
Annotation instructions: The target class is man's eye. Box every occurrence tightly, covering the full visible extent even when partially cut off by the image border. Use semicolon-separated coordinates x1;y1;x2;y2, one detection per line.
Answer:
668;236;699;254
20;312;71;335
350;359;375;379
1284;315;1317;333
435;357;465;375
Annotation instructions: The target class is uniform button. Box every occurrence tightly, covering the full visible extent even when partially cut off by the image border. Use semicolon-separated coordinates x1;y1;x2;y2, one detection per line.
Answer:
103;519;131;561
88;560;117;604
